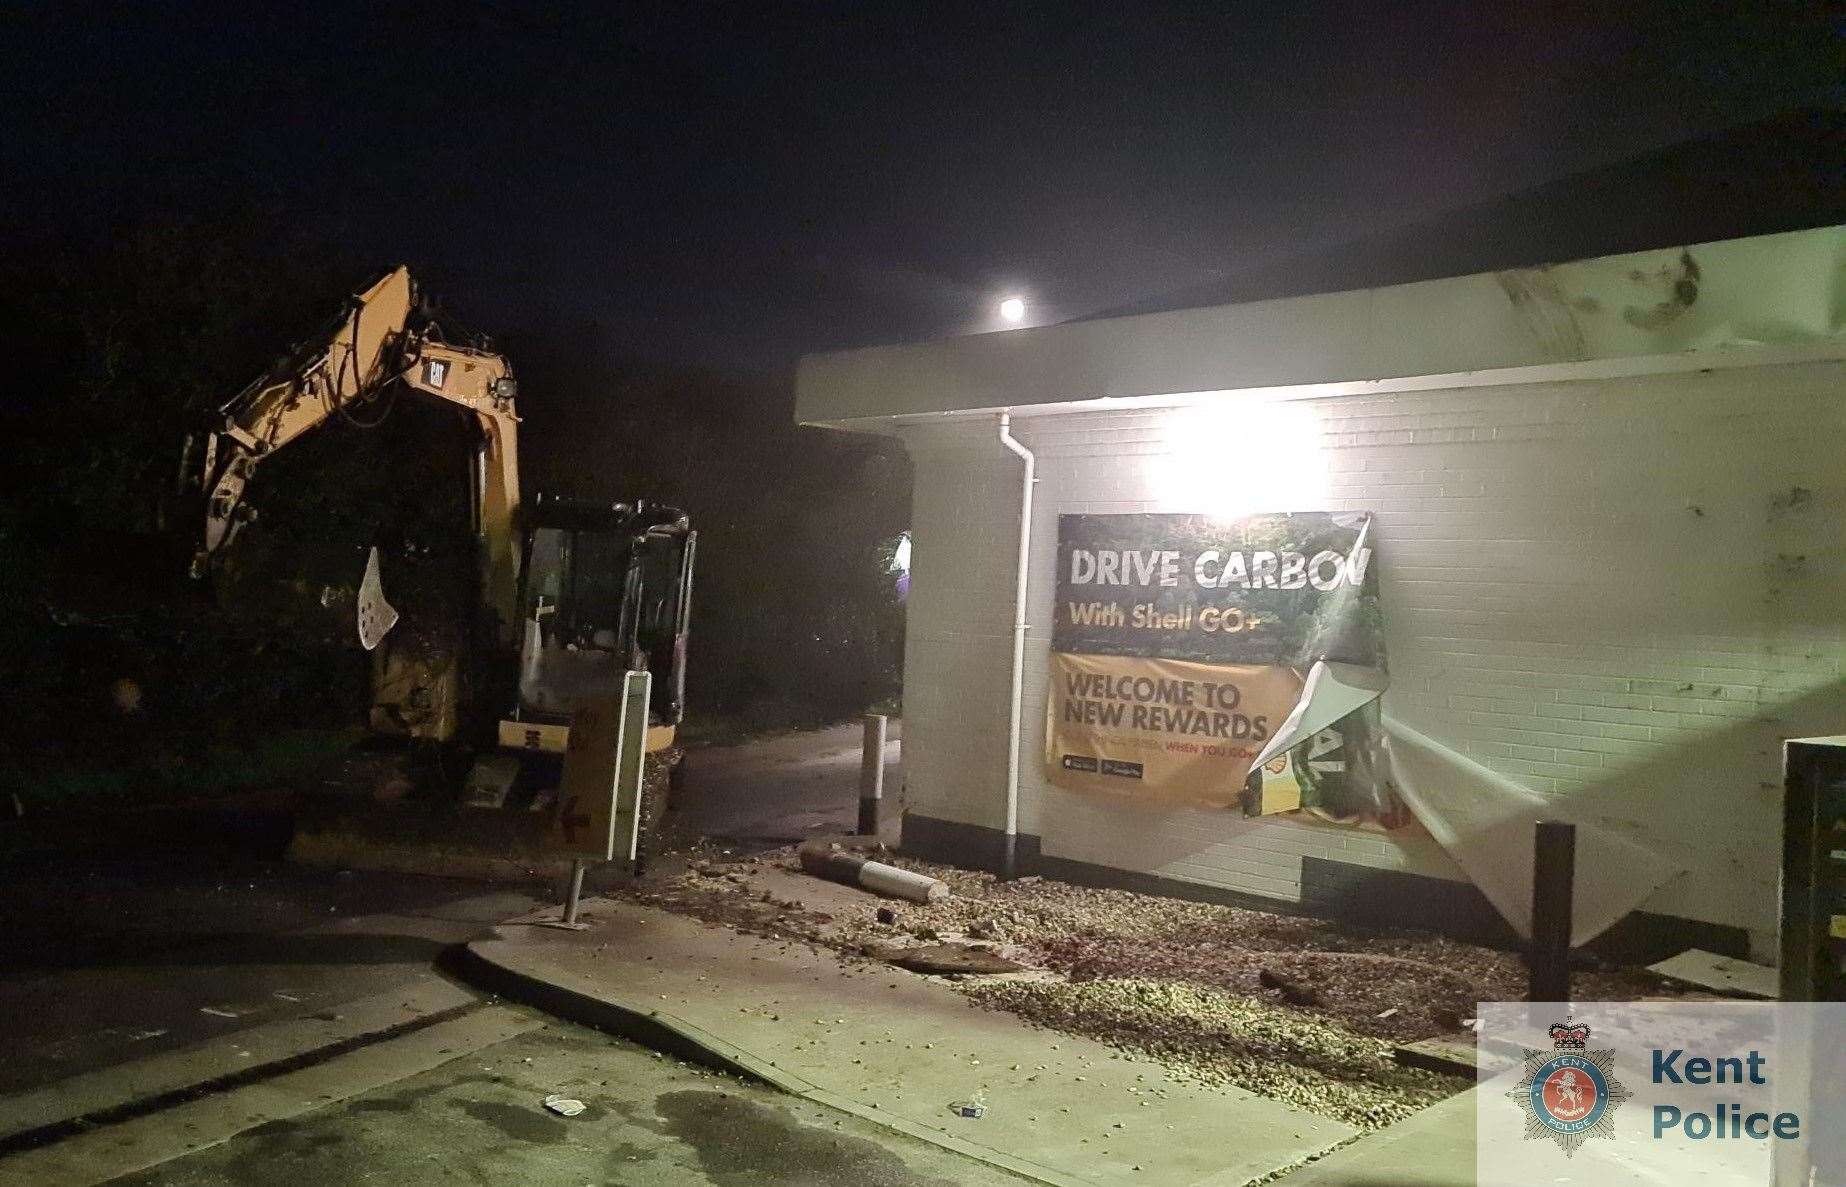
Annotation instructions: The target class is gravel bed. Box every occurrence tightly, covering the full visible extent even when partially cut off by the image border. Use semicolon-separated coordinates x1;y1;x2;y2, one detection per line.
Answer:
964;977;1461;1128
630;842;1682;1129
827;855;1671;1041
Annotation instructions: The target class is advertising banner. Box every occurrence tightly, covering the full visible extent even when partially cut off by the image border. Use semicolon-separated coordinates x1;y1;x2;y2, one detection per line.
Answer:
1048;652;1303;808
1046;511;1392;817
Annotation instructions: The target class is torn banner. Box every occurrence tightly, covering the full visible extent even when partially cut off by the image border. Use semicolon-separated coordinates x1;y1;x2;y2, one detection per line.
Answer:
1248;659;1403;825
1381;716;1683;945
1040;511;1679;942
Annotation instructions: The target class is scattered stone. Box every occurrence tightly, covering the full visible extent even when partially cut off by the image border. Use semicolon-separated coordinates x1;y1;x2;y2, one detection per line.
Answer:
965;977;1461;1128
891;944;1026;976
1258;967;1320;1007
968;916;1009;941
623;840;1678;1131
875;906;899;926
543;1095;585;1117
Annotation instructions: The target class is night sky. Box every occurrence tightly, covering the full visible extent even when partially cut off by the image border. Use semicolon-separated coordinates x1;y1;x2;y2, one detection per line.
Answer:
5;2;1838;368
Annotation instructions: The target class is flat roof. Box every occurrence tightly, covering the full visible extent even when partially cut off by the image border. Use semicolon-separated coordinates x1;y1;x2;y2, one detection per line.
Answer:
796;224;1846;429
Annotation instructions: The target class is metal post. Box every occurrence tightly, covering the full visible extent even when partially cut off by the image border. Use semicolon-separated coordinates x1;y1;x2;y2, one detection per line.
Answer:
1528;820;1576;1002
859;713;887;837
562;859;587;926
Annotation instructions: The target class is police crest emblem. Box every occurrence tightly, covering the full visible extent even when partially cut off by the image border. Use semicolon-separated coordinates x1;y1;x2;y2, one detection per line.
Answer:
1507;1020;1632;1156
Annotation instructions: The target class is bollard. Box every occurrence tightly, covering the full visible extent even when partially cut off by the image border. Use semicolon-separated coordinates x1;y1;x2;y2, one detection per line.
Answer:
859;713;887;837
1527;820;1576;1002
562;859;587;926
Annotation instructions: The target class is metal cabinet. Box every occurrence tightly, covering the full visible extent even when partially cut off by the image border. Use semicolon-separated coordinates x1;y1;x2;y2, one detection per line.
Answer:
1779;736;1846;1001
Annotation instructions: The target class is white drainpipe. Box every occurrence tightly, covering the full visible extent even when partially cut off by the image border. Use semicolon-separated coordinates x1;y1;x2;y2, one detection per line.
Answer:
997;412;1035;880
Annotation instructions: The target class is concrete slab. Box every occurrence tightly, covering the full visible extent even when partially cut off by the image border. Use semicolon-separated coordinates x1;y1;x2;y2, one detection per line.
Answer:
0;975;477;1144
465;898;1356;1187
110;1022;1028;1187
0;1006;540;1187
1646;949;1778;1000
1267;1087;1476;1186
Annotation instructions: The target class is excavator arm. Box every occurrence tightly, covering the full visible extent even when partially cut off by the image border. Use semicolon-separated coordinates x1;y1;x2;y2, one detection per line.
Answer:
185;266;523;633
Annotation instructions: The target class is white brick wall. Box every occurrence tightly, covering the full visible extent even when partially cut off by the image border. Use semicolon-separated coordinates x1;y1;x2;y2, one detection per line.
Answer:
897;360;1846;935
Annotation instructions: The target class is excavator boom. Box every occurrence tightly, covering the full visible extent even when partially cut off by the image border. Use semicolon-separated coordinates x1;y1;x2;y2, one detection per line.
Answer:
180;266;695;759
186;267;522;633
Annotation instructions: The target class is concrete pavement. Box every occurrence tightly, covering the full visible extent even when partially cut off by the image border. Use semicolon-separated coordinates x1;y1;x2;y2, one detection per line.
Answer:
462;897;1358;1186
113;1020;1026;1187
1274;1088;1476;1186
677;721;901;845
0;975;478;1148
0;1004;542;1186
0;873;538;1101
0;795;542;1102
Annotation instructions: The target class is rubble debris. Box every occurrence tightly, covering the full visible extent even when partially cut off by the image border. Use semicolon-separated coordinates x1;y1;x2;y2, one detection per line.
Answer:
968;916;1009;941
1392;1035;1497;1079
1646;949;1777;1000
543;1094;586;1117
642;844;1676;1041
623;841;1687;1127
967;977;1460;1128
892;943;1025;976
875;906;899;926
1258;968;1320;1006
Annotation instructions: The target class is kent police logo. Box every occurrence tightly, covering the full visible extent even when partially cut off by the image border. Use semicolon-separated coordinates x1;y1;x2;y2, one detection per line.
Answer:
1508;1021;1632;1156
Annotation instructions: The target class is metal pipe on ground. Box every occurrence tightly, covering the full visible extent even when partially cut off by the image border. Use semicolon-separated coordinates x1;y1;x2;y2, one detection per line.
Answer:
798;842;948;903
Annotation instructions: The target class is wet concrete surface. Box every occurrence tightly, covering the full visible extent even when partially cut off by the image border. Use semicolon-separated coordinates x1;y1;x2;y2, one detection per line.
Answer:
675;722;899;847
0;725;886;1101
0;824;539;1096
117;1022;1014;1186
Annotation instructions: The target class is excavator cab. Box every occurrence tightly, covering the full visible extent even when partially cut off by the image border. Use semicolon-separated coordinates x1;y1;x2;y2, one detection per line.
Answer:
494;495;695;760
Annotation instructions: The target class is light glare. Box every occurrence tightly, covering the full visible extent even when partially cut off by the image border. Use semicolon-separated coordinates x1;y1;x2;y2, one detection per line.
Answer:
1152;400;1329;519
999;296;1026;323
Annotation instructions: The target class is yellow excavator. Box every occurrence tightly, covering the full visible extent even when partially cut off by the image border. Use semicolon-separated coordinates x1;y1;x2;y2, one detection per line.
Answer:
181;266;695;798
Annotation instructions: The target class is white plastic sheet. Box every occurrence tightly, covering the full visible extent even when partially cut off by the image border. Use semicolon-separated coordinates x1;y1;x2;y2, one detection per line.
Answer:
356;546;399;651
1381;714;1683;945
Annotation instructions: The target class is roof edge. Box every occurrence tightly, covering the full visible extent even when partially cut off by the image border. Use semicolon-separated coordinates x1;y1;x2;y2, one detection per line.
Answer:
797;225;1845;427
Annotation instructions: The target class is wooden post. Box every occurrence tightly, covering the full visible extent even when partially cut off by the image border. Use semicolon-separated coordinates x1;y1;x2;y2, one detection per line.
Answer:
1528;820;1576;1002
859;714;887;837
